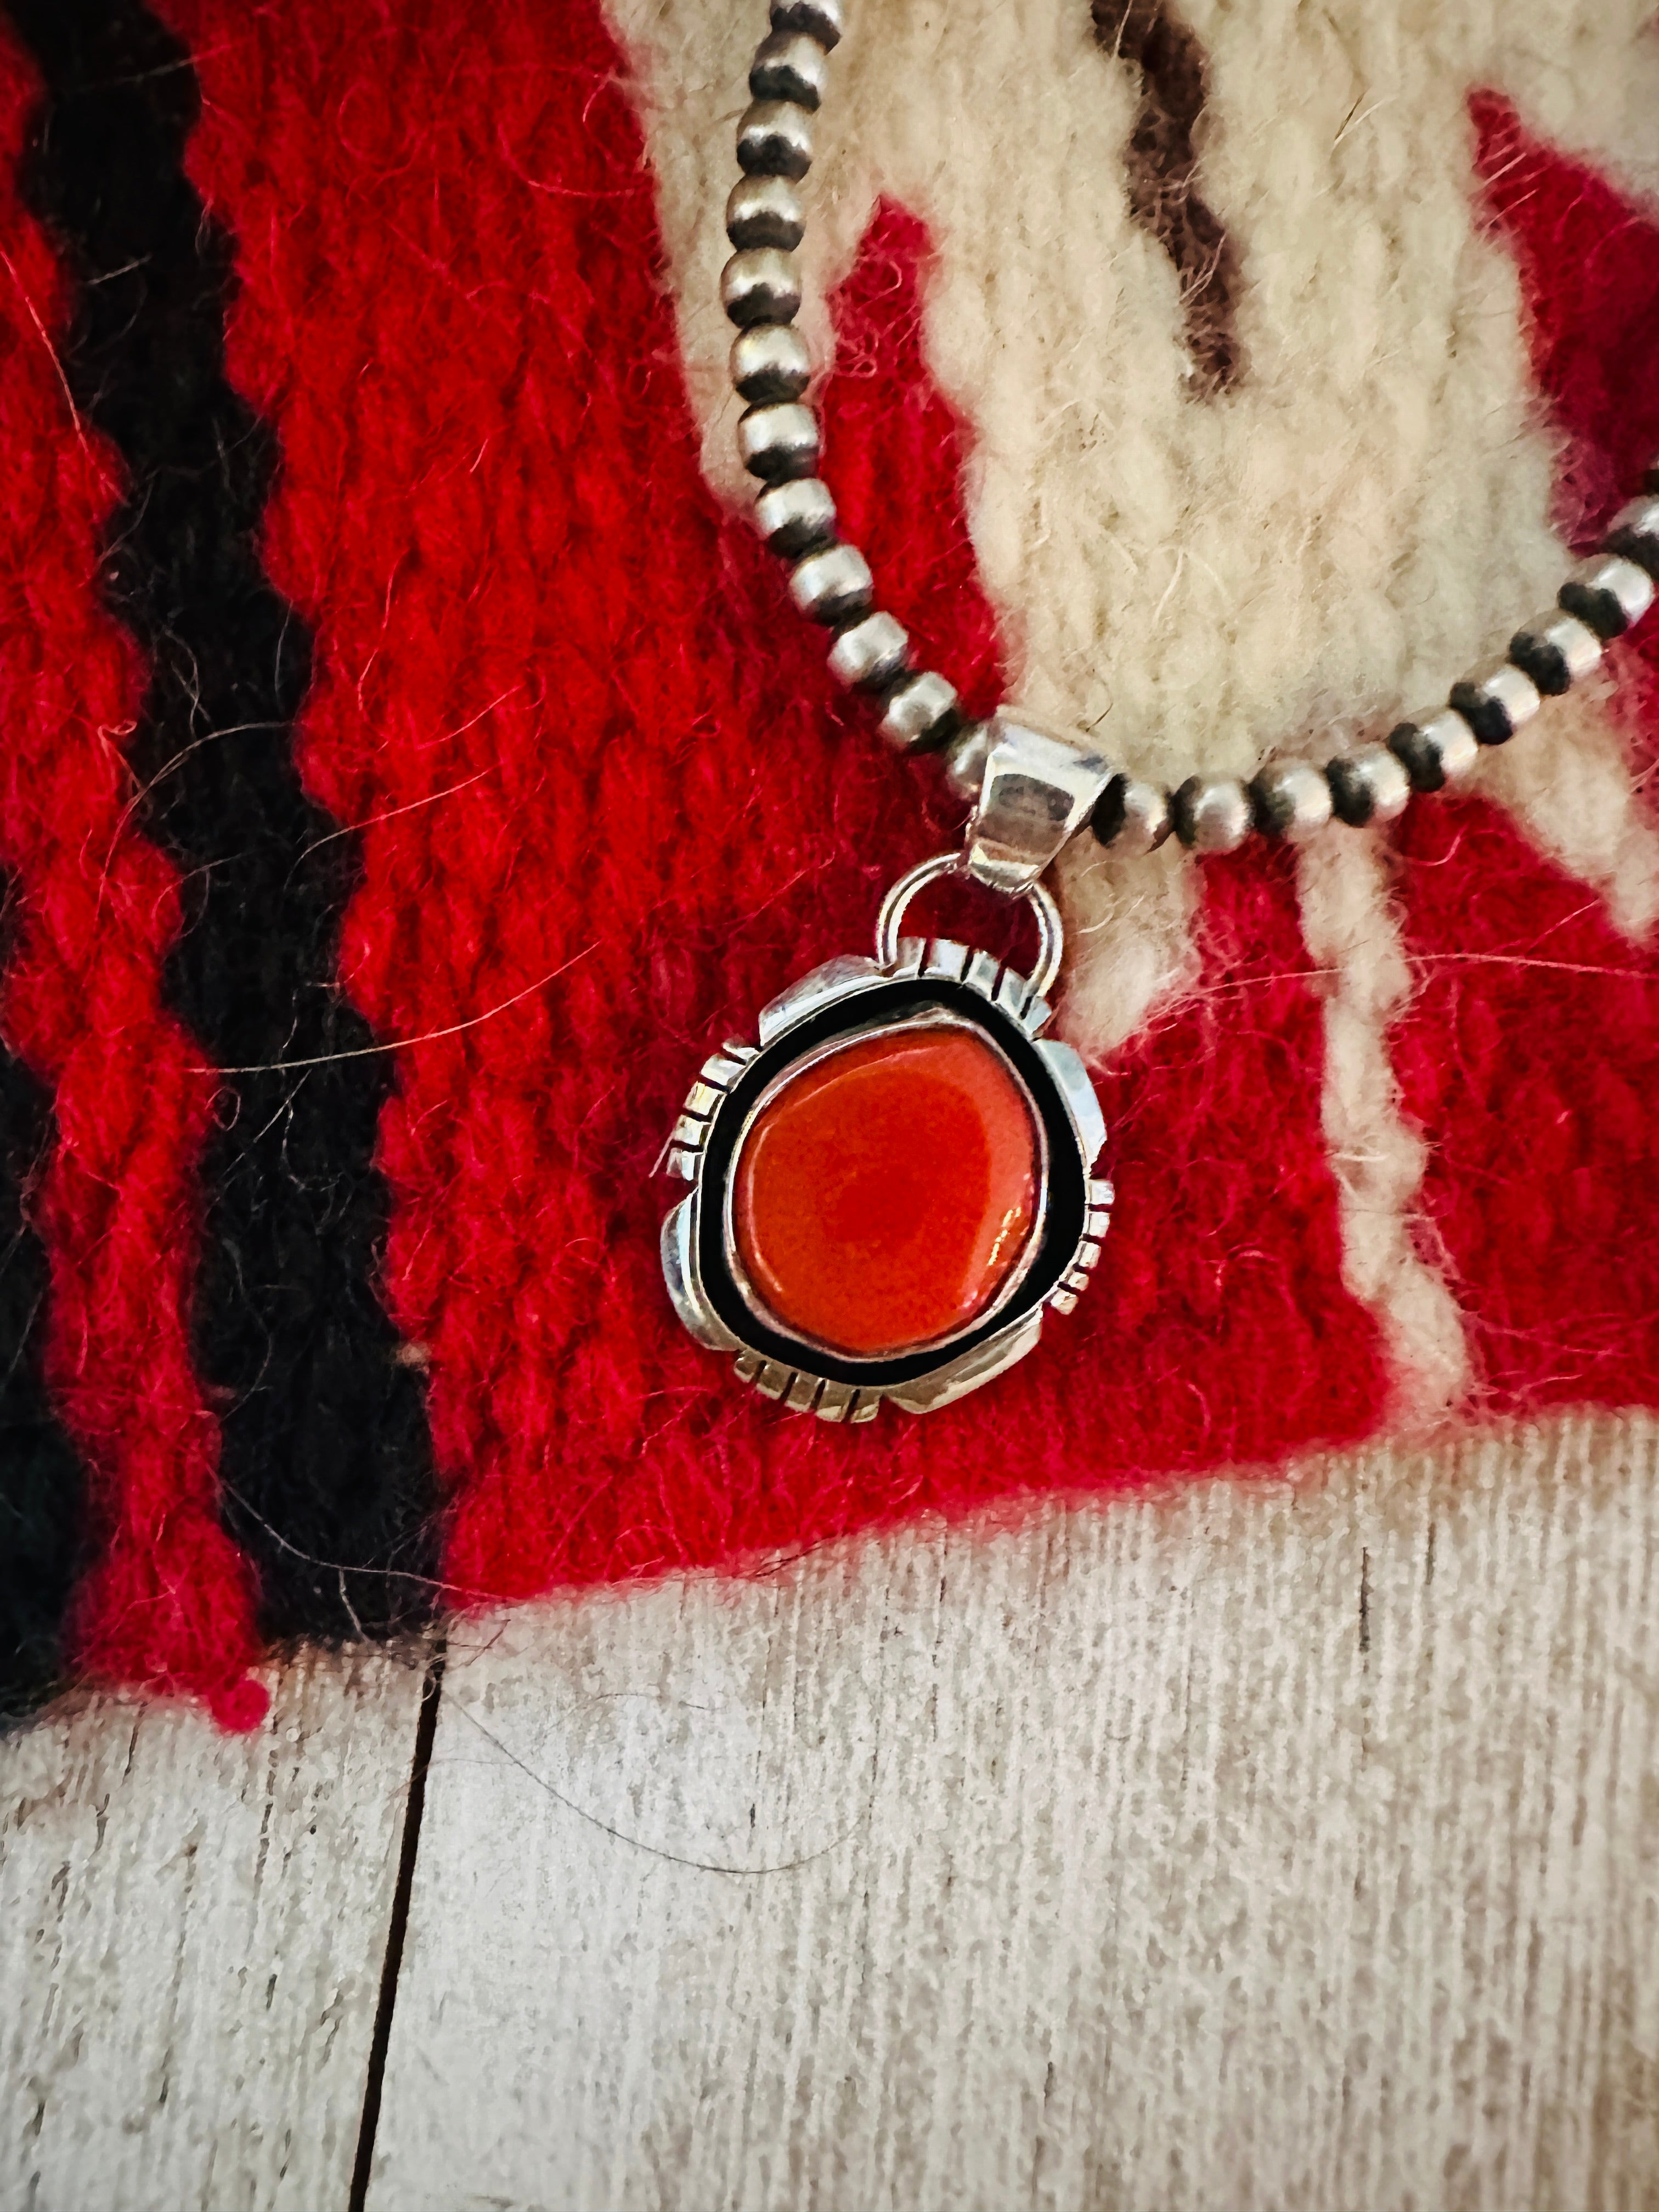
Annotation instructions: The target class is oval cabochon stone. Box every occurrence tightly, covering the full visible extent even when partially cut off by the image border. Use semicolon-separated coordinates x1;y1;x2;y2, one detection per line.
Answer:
732;1022;1041;1358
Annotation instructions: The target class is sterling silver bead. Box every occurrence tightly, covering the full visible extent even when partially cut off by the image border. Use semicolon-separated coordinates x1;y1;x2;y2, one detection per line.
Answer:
1327;744;1410;826
749;30;828;109
789;542;873;625
738;400;820;482
878;669;960;752
770;0;843;46
943;720;993;800
730;323;811;404
1250;758;1332;842
1605;494;1659;580
1088;775;1170;856
754;475;836;557
1507;607;1603;696
1387;707;1479;792
1559;552;1656;639
827;611;909;691
725;174;805;252
1449;657;1541;746
737;100;814;180
1171;775;1253;853
721;248;801;329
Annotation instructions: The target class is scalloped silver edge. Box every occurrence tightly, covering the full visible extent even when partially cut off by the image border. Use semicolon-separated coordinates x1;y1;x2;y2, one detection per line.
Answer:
659;936;1110;1419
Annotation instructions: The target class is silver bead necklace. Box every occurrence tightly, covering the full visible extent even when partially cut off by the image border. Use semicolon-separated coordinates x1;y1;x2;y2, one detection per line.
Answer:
661;0;1659;1424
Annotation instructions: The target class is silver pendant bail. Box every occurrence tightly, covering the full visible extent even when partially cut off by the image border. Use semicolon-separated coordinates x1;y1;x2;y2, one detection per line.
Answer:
964;712;1114;895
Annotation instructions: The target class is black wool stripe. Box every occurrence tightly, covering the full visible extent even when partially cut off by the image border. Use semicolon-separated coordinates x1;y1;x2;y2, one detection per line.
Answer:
8;0;442;1645
0;894;89;1726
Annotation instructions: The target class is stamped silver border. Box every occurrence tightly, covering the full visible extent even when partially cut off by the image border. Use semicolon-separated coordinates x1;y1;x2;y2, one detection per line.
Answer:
660;935;1111;1421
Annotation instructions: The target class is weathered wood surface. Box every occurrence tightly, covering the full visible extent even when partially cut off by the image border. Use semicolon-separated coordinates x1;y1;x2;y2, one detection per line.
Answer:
366;1412;1659;2212
5;1415;1659;2212
1;1645;426;2212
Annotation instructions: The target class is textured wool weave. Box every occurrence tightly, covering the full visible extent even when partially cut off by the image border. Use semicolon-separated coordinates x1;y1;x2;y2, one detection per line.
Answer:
0;0;1654;1722
0;21;264;1724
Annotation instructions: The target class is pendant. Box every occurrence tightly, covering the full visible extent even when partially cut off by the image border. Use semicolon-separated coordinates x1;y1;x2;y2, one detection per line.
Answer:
660;716;1116;1420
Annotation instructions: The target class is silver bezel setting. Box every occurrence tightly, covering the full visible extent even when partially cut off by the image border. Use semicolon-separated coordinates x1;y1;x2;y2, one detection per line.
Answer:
661;935;1110;1420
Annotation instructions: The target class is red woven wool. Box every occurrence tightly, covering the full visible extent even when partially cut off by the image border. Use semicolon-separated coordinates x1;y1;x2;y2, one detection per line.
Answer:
1472;97;1659;564
1386;106;1659;1417
1471;94;1659;744
0;35;263;1718
158;0;1383;1604
2;0;1655;1703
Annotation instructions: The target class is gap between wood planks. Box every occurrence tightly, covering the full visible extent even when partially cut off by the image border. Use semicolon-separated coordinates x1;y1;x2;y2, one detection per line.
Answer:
348;1631;447;2212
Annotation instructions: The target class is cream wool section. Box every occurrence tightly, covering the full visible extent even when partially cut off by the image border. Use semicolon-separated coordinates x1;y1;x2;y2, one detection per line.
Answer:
610;0;1659;1410
1492;0;1659;204
608;0;1658;818
1296;831;1472;1423
1481;680;1659;939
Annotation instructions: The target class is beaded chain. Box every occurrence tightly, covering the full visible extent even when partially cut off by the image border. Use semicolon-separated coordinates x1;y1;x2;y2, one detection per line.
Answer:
721;0;1659;860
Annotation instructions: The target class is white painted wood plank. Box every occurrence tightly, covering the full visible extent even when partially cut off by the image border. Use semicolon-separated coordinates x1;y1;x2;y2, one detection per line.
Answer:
368;1411;1659;2212
2;1644;427;2212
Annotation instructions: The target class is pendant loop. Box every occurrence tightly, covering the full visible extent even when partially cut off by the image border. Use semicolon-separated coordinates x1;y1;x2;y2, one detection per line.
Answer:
966;712;1113;895
875;851;1065;1002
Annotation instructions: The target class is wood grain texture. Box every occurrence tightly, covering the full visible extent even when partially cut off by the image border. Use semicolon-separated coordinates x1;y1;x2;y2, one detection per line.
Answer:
366;1412;1659;2212
1;1645;426;2212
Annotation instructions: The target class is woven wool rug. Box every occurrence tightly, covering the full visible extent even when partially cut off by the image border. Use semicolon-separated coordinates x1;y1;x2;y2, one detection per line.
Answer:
0;0;1655;1726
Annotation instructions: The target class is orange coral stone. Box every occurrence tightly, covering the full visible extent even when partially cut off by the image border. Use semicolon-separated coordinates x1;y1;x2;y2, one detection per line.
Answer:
732;1024;1040;1358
